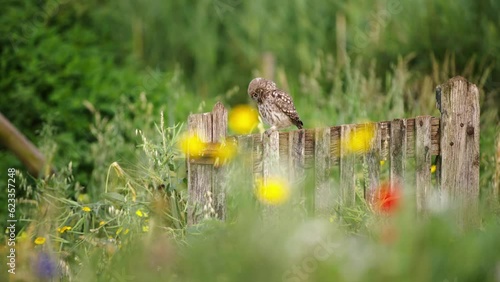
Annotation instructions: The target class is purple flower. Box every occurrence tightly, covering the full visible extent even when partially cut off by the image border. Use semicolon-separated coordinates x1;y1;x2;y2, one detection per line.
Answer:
35;252;58;279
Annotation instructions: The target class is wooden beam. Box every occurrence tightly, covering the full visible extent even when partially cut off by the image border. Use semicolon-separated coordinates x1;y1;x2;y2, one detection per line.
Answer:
0;112;51;177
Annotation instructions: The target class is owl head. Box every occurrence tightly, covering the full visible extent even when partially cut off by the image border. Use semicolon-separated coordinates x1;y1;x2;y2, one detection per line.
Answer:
248;77;277;101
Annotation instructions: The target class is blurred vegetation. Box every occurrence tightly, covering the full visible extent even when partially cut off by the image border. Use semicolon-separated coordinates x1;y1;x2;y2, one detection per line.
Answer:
0;0;499;280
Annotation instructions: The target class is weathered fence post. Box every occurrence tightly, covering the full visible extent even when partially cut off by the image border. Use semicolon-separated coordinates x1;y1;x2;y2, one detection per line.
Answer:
436;76;480;224
187;102;227;225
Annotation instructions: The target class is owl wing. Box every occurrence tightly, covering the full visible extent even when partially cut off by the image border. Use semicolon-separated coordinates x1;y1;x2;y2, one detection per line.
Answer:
272;89;304;129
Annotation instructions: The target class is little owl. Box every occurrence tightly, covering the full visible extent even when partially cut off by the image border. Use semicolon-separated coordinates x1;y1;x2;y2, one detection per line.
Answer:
248;77;303;135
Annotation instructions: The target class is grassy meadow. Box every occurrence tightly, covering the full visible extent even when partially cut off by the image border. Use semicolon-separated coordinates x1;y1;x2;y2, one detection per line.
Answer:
1;0;499;281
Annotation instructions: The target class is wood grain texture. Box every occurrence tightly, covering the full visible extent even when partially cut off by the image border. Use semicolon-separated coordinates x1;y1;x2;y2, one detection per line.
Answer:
211;102;228;220
390;119;407;190
437;76;480;225
315;127;332;213
187;112;213;225
365;123;381;203
340;124;356;206
415;115;432;212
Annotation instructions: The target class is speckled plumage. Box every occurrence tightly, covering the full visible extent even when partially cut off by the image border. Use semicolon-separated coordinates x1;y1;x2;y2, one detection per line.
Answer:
248;78;303;133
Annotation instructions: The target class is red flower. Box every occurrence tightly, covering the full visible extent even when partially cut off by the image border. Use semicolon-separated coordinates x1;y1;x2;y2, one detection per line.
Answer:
373;182;401;214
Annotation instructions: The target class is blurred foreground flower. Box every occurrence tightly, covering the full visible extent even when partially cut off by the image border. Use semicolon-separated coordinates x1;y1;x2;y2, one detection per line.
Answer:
373;182;401;214
179;133;205;157
255;177;290;205
343;123;375;154
34;252;58;279
82;206;91;212
229;104;259;134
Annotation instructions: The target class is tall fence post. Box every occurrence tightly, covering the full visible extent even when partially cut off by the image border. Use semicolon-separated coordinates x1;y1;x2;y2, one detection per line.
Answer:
436;76;480;224
187;102;227;225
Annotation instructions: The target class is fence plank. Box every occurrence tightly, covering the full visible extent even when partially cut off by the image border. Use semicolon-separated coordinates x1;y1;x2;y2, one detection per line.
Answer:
390;119;407;190
263;131;280;183
340;124;356;206
187;112;213;225
211;102;228;220
315;127;332;213
237;135;255;189
415;116;432;212
365;123;381;202
437;76;480;225
289;130;306;182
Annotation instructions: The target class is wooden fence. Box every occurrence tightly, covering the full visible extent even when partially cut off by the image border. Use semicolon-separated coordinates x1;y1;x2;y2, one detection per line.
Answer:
186;76;480;224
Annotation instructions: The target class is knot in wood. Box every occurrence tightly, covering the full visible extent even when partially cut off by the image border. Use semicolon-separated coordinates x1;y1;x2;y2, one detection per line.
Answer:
449;141;454;146
466;126;474;135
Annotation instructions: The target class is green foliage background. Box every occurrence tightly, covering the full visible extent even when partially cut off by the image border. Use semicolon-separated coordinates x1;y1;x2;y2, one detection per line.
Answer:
0;0;499;280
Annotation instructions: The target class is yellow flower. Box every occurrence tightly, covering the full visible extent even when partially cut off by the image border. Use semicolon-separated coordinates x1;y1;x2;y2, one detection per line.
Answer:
99;221;106;226
255;177;290;205
116;227;123;235
229;105;259;134
179;133;205;157
57;226;72;234
34;237;46;245
82;206;91;212
343;123;375;154
430;165;437;174
142;226;149;232
135;209;148;218
380;160;386;166
124;229;130;235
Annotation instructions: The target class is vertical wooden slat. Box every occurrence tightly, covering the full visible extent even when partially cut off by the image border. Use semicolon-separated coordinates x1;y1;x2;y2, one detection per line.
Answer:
365;123;380;202
237;135;255;189
437;76;480;225
187;112;213;225
263;131;280;183
390;119;407;190
315;127;332;213
340;125;356;206
290;130;308;211
415;116;432;212
289;130;306;182
211;102;228;220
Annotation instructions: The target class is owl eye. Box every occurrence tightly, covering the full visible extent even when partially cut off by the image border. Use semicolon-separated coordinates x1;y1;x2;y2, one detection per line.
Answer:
252;92;259;99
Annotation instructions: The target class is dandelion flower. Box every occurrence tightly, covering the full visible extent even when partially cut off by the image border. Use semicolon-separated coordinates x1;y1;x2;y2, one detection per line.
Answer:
255;177;290;205
34;237;46;245
229;105;259;134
